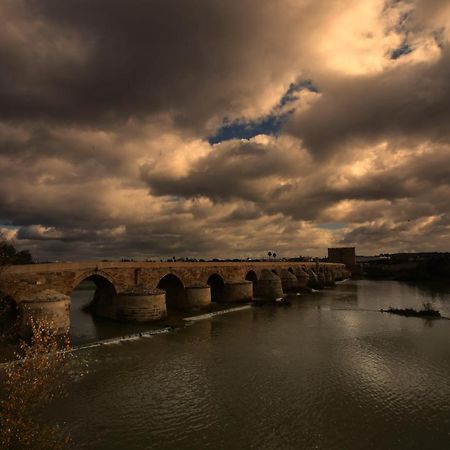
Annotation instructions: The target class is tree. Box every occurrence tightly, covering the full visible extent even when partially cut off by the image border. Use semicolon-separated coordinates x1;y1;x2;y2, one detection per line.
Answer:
0;239;33;266
0;319;74;449
268;251;272;260
273;252;277;260
0;239;76;448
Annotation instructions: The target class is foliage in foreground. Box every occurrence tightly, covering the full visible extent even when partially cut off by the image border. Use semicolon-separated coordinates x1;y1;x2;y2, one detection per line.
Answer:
0;319;73;449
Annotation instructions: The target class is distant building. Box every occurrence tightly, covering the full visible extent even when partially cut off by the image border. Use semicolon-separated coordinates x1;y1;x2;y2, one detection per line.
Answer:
328;247;356;266
328;247;361;275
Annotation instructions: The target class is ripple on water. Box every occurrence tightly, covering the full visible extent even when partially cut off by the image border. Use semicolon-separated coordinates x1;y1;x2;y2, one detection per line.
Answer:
40;280;450;450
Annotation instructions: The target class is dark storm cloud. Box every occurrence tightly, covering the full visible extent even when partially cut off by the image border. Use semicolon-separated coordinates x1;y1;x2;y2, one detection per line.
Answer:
225;206;264;222
1;0;450;259
0;0;309;131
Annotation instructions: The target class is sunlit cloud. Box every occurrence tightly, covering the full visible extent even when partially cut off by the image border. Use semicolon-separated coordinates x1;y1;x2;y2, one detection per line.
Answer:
0;0;449;260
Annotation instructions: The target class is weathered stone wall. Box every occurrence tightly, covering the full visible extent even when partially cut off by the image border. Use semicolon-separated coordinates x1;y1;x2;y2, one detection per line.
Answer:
280;269;298;293
256;269;284;299
185;286;211;309
0;261;346;303
0;261;347;334
18;289;70;337
113;291;167;323
223;281;253;303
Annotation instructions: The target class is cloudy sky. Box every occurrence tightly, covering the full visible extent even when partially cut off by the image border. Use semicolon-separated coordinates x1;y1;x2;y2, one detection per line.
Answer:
1;0;449;261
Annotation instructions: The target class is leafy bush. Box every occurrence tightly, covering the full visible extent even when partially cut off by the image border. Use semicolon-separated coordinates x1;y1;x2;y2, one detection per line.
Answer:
0;319;73;449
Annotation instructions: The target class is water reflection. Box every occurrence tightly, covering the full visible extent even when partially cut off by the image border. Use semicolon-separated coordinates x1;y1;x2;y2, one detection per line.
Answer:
70;282;164;345
44;279;450;449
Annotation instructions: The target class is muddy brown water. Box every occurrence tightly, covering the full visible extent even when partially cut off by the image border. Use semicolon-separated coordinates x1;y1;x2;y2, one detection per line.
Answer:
4;279;450;449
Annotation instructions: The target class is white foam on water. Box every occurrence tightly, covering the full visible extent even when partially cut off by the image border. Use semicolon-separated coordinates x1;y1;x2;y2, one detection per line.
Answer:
184;305;251;322
72;327;172;352
335;278;350;284
1;307;254;363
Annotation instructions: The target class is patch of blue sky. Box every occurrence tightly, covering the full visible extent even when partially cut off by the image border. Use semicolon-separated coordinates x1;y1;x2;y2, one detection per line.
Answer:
279;79;319;107
390;41;412;59
208;79;319;144
208;113;290;145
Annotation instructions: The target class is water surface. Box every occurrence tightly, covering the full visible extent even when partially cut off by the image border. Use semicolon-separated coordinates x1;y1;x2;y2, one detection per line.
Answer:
40;280;450;448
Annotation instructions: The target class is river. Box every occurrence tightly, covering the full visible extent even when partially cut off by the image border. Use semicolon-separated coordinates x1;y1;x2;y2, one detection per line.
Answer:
14;280;450;448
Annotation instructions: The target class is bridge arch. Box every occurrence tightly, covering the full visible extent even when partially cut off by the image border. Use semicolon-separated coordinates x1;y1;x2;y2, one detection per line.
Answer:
207;273;225;303
157;273;185;309
245;270;258;293
71;272;118;320
71;270;118;296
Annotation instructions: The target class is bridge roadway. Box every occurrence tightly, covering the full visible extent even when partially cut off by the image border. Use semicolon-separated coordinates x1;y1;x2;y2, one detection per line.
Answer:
0;260;348;337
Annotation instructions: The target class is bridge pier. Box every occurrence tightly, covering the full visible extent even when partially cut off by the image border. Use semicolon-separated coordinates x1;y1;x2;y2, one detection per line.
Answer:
280;270;298;293
1;262;349;329
223;281;253;302
295;268;311;293
317;271;326;288
307;269;322;289
256;269;284;300
324;271;335;287
18;289;70;337
185;285;211;309
114;287;167;322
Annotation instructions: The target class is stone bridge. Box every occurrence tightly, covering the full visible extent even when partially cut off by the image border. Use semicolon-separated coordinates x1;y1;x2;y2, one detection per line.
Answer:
0;260;348;337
